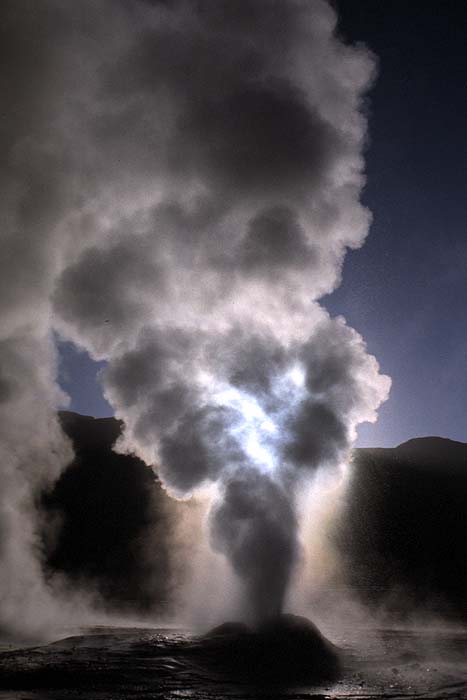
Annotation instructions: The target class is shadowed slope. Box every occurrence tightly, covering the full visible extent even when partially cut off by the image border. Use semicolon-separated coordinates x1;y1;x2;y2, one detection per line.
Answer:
198;613;340;683
42;412;178;614
43;414;467;620
334;436;467;618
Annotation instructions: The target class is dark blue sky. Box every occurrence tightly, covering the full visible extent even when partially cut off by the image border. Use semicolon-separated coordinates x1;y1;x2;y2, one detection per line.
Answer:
58;339;113;418
57;1;467;447
325;0;467;446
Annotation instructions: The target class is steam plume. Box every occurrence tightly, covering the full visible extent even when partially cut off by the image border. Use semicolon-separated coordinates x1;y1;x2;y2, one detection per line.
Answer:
1;0;390;630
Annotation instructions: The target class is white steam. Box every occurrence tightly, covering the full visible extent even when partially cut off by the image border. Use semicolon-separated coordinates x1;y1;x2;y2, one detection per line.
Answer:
1;0;390;633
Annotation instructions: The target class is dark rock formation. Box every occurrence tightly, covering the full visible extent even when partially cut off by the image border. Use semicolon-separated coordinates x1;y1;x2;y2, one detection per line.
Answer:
42;411;177;614
334;437;467;619
198;613;340;683
41;413;467;621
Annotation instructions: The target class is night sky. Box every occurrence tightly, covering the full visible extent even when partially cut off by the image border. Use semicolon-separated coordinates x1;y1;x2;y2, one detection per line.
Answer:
56;1;467;448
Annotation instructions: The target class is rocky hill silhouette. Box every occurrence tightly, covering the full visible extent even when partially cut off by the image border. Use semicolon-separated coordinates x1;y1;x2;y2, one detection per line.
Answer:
43;412;177;614
334;436;467;618
43;413;467;620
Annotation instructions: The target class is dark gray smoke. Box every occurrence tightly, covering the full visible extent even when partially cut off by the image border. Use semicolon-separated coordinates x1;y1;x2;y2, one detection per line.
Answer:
1;0;390;632
210;469;298;622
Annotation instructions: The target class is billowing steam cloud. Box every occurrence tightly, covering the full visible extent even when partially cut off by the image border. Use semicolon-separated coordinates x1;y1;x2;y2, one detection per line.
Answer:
1;0;390;632
0;3;77;637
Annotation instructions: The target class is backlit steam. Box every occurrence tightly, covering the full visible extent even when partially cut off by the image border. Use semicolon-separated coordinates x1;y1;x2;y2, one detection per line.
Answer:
1;0;390;632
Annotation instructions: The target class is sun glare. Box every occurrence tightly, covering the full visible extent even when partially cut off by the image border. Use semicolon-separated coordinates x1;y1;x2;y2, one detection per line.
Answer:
212;385;278;472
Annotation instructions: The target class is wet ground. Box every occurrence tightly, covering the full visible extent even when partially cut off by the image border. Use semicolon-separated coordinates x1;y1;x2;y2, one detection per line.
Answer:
1;622;467;699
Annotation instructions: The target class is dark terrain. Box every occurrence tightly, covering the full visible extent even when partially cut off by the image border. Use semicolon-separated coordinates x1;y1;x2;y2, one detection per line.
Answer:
334;437;467;619
3;621;467;699
42;411;179;615
0;414;467;698
45;412;467;622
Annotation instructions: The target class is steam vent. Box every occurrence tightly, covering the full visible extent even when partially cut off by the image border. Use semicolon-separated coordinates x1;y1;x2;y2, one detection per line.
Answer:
196;614;340;683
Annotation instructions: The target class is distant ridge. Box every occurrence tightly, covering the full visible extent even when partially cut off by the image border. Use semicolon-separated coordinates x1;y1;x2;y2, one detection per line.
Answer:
396;435;467;450
335;432;467;620
59;410;467;457
394;435;467;463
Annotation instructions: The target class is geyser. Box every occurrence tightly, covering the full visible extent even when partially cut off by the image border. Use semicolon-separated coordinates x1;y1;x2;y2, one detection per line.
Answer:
1;0;390;635
201;613;340;683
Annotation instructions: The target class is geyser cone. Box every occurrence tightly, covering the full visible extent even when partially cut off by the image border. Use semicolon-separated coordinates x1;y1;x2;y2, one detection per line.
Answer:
200;613;340;683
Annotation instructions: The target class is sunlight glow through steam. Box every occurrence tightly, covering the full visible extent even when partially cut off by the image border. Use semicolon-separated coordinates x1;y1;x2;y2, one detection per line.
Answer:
211;364;310;475
214;385;278;472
